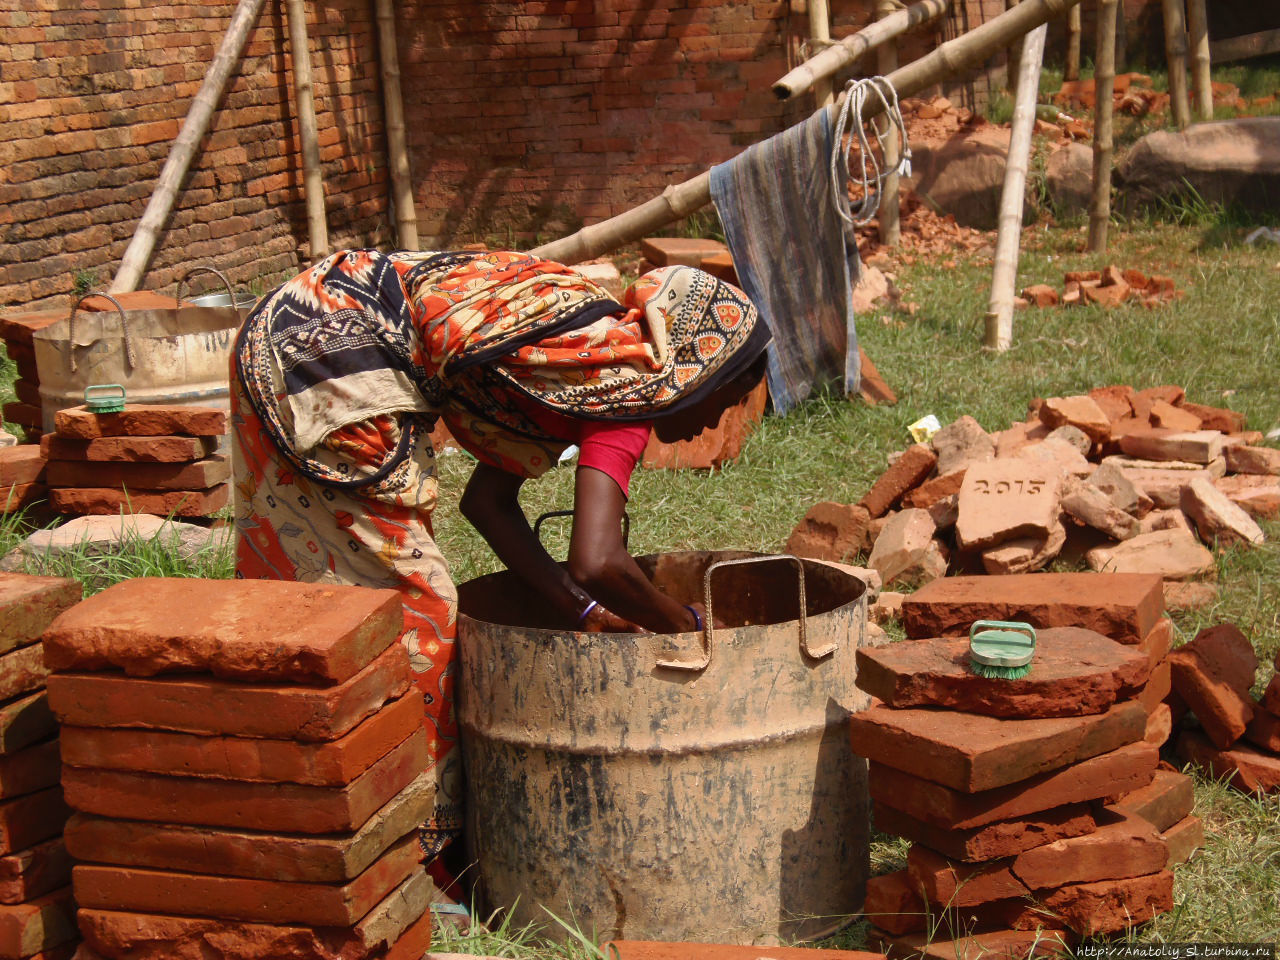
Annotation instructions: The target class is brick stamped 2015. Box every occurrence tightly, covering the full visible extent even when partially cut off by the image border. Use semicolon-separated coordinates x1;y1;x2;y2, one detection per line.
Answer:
42;578;402;684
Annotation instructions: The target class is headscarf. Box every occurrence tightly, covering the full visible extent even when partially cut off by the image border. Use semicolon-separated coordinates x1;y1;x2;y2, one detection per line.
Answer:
235;249;770;487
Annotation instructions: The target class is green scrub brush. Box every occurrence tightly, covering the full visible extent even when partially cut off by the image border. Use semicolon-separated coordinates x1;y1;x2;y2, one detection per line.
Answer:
968;620;1037;680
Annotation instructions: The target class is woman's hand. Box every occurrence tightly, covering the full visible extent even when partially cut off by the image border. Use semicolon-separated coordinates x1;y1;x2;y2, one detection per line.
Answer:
581;603;648;634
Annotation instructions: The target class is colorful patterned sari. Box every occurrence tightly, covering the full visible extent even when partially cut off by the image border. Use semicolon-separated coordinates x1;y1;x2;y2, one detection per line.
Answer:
232;249;768;862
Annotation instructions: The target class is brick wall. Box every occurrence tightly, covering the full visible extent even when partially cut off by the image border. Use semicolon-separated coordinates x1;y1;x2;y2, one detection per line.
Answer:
0;0;391;311
394;0;1010;246
2;0;1040;311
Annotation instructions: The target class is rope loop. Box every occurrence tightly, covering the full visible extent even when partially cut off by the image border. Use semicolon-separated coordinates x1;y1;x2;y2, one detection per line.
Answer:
830;76;912;227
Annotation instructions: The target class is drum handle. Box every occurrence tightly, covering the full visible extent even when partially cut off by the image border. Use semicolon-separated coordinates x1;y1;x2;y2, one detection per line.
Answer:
656;553;830;673
175;264;235;305
532;509;631;551
68;291;134;373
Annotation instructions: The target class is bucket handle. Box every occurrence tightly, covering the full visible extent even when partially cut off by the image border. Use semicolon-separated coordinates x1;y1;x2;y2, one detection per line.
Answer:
656;553;831;673
175;264;236;305
532;509;631;550
68;291;135;374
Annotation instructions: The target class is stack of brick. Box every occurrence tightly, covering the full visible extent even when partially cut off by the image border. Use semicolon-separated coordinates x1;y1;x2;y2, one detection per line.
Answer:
40;405;229;519
853;572;1201;959
785;385;1276;609
0;574;85;960
0;448;48;517
1171;624;1280;795
41;578;433;960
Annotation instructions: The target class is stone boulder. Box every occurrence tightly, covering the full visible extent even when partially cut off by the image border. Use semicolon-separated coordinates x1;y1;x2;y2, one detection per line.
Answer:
1046;141;1092;217
1116;118;1280;215
907;126;1039;230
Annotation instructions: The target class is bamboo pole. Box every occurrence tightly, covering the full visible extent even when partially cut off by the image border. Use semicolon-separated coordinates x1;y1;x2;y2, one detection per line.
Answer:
773;0;950;100
375;0;418;248
1005;0;1024;101
1161;0;1192;129
110;0;267;293
808;0;835;109
534;0;1084;265
876;0;902;246
1064;1;1081;80
983;22;1047;351
286;0;328;258
1088;0;1118;252
1186;0;1212;121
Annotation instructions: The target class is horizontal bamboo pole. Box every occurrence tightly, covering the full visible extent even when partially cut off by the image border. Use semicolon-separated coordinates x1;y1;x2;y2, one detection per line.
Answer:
773;0;950;100
533;0;1084;265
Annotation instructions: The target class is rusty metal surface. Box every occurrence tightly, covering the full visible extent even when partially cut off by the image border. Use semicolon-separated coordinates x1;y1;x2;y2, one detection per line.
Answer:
456;551;870;945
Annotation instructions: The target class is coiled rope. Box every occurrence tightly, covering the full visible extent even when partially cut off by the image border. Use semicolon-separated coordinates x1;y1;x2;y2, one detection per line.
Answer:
830;76;912;227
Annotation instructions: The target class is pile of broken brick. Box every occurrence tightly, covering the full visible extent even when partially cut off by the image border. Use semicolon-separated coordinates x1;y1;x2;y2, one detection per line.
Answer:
787;384;1274;613
1;572;432;960
1019;265;1181;311
851;572;1202;957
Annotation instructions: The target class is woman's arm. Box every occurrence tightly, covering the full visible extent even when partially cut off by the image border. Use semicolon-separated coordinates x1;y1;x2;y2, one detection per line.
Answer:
566;467;701;634
460;462;592;624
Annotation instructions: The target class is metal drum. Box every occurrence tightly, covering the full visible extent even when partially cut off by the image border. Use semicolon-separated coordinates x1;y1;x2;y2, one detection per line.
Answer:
456;550;870;946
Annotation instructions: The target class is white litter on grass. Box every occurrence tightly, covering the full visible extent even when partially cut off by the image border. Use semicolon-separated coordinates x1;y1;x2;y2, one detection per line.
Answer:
1244;226;1280;245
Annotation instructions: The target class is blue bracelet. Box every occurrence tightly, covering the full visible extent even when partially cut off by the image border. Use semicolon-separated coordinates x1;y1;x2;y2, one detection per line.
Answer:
685;604;703;631
577;600;599;624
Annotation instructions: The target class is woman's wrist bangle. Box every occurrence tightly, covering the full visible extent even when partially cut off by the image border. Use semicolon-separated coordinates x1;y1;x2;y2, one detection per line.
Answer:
577;600;599;624
685;604;703;631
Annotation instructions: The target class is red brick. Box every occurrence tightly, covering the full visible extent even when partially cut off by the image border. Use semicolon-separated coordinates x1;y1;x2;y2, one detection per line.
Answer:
61;690;422;787
0;886;77;959
0;739;60;800
902;572;1165;644
0;574;81;654
2;403;42;429
1164;580;1220;611
0;839;71;906
383;910;433;960
901;469;966;510
1039;870;1174;935
1149;399;1201;431
783;502;870;563
65;770;431;883
54;404;226;440
874;928;1075;960
1106;768;1194;833
44;578;402;684
1008;808;1167;890
1266;675;1280;716
41;433;218;463
854;628;1149;718
907;845;1028;908
636;237;728;268
849;699;1146;792
50;483;229;517
0;643;50;702
45;454;229;491
1161;814;1204;866
1168;648;1254;749
1182;623;1259;691
0;691;56;754
1140;617;1173;668
64;728;425;834
1088;385;1135;422
608;942;883;960
1179;402;1245;434
1144;702;1173;746
73;832;419;925
0;787;70;857
1138;659;1171;714
873;802;1096;863
46;643;410;741
1246;704;1280;752
0;447;46;486
859;444;938;518
77;866;429;960
1177;729;1280;794
0;482;47;514
1224;444;1280;476
1038;395;1110;443
0;311;62;347
861;869;927;936
870;742;1158;830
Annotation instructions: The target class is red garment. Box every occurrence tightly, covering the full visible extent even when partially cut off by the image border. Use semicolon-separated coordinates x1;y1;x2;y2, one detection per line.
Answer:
521;405;651;497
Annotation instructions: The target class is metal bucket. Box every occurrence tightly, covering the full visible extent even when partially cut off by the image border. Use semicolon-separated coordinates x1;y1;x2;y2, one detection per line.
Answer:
33;267;242;433
456;550;870;946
